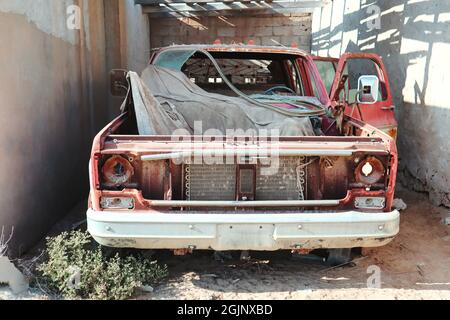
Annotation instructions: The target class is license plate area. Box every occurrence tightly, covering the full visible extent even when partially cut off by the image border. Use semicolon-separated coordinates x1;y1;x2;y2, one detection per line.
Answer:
217;224;275;249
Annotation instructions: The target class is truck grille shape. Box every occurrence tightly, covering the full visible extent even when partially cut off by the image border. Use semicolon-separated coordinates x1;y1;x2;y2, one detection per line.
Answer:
185;157;307;201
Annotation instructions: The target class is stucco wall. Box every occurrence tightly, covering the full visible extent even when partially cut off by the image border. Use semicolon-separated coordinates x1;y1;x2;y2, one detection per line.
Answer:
150;14;312;52
311;0;450;207
0;0;149;255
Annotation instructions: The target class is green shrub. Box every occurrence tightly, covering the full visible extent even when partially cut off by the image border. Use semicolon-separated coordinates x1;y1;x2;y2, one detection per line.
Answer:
37;231;167;300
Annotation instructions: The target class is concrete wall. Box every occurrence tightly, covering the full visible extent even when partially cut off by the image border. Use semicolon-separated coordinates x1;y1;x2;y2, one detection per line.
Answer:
150;14;312;52
311;0;450;207
119;0;150;72
0;0;149;255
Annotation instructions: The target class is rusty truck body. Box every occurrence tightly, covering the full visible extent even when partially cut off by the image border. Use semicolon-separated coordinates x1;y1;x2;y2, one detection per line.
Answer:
87;45;399;261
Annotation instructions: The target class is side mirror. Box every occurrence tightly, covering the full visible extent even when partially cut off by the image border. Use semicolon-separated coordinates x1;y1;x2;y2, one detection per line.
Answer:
110;69;129;97
357;75;379;104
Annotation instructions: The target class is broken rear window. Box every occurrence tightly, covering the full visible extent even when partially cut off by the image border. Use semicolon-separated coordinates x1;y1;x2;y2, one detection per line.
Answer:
153;49;324;111
181;52;306;97
153;50;311;98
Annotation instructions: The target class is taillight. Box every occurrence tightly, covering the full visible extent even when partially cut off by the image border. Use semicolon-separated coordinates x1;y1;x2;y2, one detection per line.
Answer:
354;156;385;185
102;155;134;187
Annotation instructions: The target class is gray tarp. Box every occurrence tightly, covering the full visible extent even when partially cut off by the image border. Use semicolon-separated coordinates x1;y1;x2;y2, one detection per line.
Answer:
127;65;317;136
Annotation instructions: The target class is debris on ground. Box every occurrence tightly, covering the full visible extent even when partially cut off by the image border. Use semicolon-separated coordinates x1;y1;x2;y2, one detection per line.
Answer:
416;263;426;277
139;285;154;293
211;293;224;300
444;217;450;226
291;253;326;264
0;257;29;294
320;257;366;273
0;226;14;257
320;277;350;282
393;198;408;211
240;250;251;261
0;227;29;294
213;251;233;262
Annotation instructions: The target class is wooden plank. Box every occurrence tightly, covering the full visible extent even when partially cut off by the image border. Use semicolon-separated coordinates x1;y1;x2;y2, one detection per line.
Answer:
143;7;315;18
141;1;326;13
136;1;274;4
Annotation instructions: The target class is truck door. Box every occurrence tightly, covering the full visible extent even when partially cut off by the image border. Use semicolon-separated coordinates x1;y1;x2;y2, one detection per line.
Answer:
314;54;397;140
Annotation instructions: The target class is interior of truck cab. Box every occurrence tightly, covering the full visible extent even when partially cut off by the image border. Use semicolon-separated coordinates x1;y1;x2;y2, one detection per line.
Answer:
181;52;304;97
152;49;326;113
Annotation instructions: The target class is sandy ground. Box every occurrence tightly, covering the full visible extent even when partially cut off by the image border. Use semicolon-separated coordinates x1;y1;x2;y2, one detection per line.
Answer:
141;187;450;300
1;188;449;300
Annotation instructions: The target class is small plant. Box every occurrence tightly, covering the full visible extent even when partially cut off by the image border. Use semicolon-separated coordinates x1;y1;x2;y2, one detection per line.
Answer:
37;231;167;300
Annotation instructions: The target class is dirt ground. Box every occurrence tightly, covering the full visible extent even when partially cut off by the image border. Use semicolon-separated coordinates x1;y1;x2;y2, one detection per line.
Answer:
1;187;449;300
141;187;450;300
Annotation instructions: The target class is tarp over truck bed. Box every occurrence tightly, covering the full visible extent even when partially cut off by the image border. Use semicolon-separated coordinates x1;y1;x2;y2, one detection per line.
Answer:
125;65;320;137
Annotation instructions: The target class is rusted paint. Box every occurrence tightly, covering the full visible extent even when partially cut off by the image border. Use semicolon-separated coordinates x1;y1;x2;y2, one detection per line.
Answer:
354;156;385;185
173;248;194;256
313;54;398;132
102;155;134;187
326;53;397;130
291;248;313;255
89;45;399;217
140;160;166;200
319;156;349;200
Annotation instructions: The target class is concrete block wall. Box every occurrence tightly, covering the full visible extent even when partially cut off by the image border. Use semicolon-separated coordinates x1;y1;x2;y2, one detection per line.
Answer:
0;0;150;256
311;0;450;208
150;14;312;52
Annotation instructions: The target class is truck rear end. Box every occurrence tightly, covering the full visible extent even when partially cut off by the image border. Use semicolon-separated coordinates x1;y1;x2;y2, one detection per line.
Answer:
87;45;399;253
88;118;399;251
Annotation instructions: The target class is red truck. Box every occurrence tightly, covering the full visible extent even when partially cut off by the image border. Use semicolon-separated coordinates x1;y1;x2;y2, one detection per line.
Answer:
87;45;399;264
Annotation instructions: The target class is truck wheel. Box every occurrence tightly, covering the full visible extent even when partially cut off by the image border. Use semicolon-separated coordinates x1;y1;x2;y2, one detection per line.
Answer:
326;249;353;266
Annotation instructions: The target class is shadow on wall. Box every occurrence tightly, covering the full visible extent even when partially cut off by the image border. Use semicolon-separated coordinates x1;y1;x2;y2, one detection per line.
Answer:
149;14;312;51
312;0;450;207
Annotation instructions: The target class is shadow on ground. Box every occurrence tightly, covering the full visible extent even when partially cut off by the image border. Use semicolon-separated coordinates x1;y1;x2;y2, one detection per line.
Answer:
144;188;450;300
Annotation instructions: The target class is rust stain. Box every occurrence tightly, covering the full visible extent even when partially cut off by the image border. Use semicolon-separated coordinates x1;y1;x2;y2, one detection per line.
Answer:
102;155;134;187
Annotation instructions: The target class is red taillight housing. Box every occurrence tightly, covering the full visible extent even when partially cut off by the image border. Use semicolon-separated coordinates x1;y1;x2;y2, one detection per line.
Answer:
101;155;134;187
354;156;385;185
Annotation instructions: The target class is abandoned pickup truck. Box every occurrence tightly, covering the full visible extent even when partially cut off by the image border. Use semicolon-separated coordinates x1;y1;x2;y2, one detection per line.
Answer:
87;45;399;263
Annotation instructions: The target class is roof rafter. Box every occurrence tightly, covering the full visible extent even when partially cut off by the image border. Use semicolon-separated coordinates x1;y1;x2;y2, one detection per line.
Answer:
135;1;329;18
